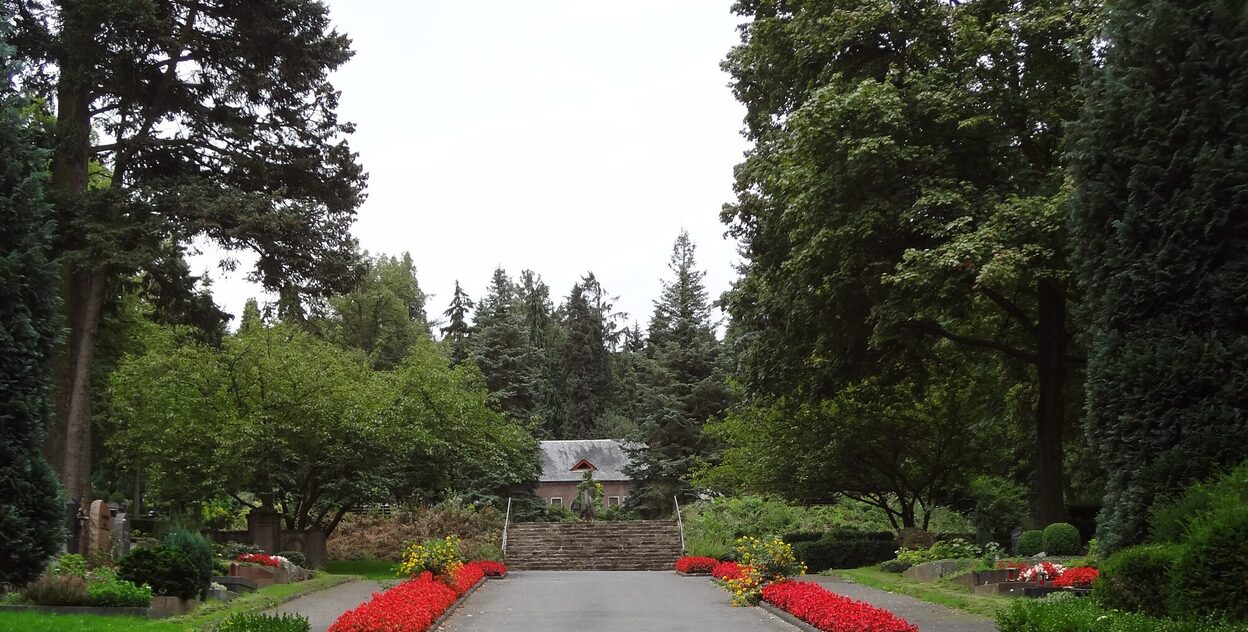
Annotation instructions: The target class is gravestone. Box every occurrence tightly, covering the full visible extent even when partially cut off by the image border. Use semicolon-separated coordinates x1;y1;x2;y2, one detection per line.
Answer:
87;500;112;559
112;512;131;557
247;507;282;553
64;500;81;554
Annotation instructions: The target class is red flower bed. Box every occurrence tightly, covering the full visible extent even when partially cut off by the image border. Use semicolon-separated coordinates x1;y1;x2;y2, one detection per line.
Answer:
330;563;487;632
712;560;743;581
1052;566;1099;588
236;553;281;568
474;560;507;577
676;556;719;574
762;580;917;632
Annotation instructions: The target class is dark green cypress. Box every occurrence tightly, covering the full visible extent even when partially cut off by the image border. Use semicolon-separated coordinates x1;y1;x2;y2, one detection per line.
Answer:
0;34;67;585
1070;0;1248;553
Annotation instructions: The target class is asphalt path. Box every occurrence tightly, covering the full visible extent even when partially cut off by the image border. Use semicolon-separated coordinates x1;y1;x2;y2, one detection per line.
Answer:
438;571;796;632
265;580;383;632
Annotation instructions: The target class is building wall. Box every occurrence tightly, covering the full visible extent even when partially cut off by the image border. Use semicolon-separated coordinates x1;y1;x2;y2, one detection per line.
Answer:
535;480;633;510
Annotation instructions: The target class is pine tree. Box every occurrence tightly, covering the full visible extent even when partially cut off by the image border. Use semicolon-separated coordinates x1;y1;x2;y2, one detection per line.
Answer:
516;271;563;437
471;268;538;418
627;232;730;515
0;36;67;584
441;281;475;365
558;277;616;438
1070;0;1248;553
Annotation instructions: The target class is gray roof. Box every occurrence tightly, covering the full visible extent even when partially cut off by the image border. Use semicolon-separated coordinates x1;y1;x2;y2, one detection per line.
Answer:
539;440;633;482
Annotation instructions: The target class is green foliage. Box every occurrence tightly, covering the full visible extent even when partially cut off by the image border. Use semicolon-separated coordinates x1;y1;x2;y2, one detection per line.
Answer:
440;281;475;366
1071;0;1248;554
1017;531;1045;556
88;578;153;608
1043;523;1083;556
682;496;901;559
470;268;541;421
1093;544;1181;618
970;476;1029;547
556;274;618;438
276;552;307;569
19;573;90;606
213;613;311;632
1151;462;1248;545
997;597;1246;632
792;537;896;572
53;554;88;578
1168;504;1248;621
0;28;65;587
118;546;201;600
163;529;215;594
323;252;429;370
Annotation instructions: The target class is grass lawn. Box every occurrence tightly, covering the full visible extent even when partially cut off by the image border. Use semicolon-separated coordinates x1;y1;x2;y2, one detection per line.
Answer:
325;560;397;581
831;566;1012;618
0;572;358;632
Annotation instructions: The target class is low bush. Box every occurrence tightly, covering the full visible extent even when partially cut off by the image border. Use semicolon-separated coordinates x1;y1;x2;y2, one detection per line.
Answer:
52;554;88;578
327;499;502;562
782;532;825;544
1043;523;1082;555
793;538;896;571
1150;460;1248;545
1017;530;1044;556
328;563;483;632
1093;543;1181;618
119;545;201;600
1052;566;1099;588
997;596;1245;632
87;578;152;608
674;556;718;574
398;535;464;581
215;612;311;632
19;573;90;606
164;528;215;594
277;551;308;569
762;580;917;632
711;560;742;581
1167;503;1248;621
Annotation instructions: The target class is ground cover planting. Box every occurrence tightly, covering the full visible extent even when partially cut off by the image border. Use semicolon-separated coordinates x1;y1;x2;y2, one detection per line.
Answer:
762;580;918;632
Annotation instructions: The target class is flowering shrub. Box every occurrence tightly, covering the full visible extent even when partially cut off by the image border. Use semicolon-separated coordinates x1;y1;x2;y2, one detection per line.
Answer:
474;561;507;577
762;580;918;632
735;536;805;580
712;560;742;581
237;553;282;568
330;562;487;632
726;564;765;606
398;535;464;583
1018;562;1065;583
1052;566;1098;588
675;556;718;574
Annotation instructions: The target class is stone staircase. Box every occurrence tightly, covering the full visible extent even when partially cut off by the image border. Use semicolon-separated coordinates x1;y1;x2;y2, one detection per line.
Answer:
504;520;682;570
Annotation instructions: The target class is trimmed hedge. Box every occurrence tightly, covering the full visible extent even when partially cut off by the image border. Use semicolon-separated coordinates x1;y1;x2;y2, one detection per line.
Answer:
215;613;311;632
1017;530;1044;556
1168;503;1248;621
1043;523;1082;555
1093;543;1180;618
792;537;896;571
784;529;896;544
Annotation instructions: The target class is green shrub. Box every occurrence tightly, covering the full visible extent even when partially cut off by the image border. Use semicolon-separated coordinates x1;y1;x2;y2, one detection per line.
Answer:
1043;523;1082;555
88;578;152;608
969;476;1029;547
998;597;1245;632
792;537;896;571
1017;530;1045;556
220;541;263;560
119;545;201;600
53;554;88;578
19;573;90;606
214;612;311;632
1167;503;1248;621
277;551;308;568
1151;461;1248;544
782;532;825;544
1093;543;1181;618
164;528;215;593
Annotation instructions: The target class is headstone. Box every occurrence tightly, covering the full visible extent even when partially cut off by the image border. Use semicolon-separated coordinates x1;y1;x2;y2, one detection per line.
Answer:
902;559;974;582
247;507;282;553
898;527;935;550
87;500;112;559
112;511;131;557
64;500;80;554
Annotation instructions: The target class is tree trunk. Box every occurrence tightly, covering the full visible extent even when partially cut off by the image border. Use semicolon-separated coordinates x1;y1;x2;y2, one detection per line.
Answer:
1034;278;1068;525
60;269;107;503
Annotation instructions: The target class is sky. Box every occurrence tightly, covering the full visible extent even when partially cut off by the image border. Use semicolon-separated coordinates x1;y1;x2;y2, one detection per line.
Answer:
190;1;751;332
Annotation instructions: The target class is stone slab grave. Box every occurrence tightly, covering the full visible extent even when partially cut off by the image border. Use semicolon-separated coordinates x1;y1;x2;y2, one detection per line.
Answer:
902;560;974;582
950;569;1012;589
214;576;259;594
87;500;112;559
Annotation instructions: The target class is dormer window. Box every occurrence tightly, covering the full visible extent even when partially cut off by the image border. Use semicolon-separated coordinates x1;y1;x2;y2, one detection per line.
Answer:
570;459;597;471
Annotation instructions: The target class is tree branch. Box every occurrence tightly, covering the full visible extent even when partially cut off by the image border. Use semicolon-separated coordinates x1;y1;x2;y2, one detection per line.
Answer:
978;285;1037;333
903;319;1036;363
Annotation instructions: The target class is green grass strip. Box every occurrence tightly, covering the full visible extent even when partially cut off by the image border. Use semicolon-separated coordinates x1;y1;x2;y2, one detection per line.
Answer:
831;566;1011;618
325;560;398;581
173;572;360;629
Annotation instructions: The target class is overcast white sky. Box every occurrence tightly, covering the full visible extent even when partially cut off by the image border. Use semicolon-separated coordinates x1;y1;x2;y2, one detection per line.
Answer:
191;1;749;332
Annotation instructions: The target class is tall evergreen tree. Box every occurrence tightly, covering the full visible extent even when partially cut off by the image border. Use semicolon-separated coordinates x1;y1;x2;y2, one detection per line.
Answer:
440;281;474;365
472;268;538;418
516;270;563;437
0;34;67;584
627;232;729;515
1070;0;1248;553
327;252;428;370
558;276;616;438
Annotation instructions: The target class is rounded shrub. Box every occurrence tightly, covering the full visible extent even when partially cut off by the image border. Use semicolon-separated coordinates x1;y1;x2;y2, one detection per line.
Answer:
119;545;201;600
88;578;153;608
1167;503;1248;620
1042;523;1081;555
163;528;215;594
1092;543;1180;618
1016;530;1044;556
1150;460;1248;544
277;551;307;568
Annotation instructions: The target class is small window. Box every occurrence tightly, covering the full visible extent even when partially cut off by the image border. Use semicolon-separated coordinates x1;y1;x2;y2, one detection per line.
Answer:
549;497;562;507
607;496;621;507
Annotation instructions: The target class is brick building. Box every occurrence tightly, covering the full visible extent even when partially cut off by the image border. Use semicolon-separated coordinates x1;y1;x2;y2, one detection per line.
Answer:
535;440;634;510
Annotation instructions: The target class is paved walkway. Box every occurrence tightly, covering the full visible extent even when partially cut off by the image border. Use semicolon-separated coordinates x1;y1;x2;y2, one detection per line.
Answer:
439;571;794;632
265;580;382;632
805;575;997;632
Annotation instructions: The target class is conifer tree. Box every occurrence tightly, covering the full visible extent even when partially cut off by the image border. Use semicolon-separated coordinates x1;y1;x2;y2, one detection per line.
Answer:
627;232;730;515
558;276;616;438
0;35;67;584
517;270;563;436
441;281;474;365
327;252;428;370
1070;0;1248;552
472;268;538;418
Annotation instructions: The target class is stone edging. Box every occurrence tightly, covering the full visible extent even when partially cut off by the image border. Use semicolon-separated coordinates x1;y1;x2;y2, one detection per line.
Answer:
0;604;151;619
757;600;817;632
487;572;507;580
432;577;486;630
676;570;711;577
